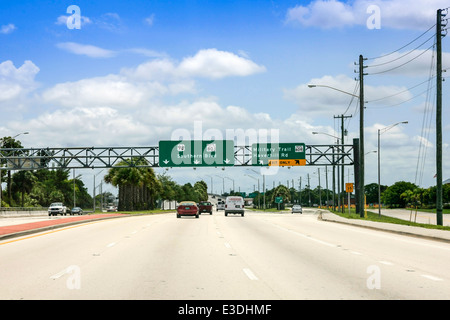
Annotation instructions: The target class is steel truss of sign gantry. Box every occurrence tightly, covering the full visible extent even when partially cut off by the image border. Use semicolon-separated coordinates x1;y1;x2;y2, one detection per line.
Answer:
0;143;356;171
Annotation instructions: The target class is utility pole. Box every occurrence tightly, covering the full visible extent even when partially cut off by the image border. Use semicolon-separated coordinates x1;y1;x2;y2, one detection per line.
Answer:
334;114;352;213
436;9;445;225
357;55;367;217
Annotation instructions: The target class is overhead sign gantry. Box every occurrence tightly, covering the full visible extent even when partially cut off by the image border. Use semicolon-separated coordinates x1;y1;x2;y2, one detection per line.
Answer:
0;140;356;170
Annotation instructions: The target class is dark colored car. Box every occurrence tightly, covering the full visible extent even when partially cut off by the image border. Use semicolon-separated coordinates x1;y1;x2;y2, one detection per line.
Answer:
177;201;199;219
71;207;83;215
198;201;213;215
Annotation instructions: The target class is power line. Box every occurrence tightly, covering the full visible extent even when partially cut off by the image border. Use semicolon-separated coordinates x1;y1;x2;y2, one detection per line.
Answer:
368;85;435;109
366;33;435;68
367;43;435;75
366;23;436;61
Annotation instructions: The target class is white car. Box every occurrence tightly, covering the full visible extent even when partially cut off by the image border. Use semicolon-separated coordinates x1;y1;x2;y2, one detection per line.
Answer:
216;201;225;211
292;204;302;214
48;202;67;216
225;196;245;217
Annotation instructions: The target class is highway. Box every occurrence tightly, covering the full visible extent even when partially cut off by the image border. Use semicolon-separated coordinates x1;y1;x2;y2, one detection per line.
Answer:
1;209;450;300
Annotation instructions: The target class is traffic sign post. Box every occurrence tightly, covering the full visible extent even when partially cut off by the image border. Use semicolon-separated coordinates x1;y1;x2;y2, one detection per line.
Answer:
346;183;353;215
251;143;306;166
275;196;283;210
158;140;234;167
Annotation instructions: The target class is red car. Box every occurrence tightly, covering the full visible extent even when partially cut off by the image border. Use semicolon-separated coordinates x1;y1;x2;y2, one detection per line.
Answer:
198;201;213;215
177;201;199;218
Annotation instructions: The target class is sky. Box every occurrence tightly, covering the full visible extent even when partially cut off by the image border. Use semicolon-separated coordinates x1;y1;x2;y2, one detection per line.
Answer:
0;0;449;198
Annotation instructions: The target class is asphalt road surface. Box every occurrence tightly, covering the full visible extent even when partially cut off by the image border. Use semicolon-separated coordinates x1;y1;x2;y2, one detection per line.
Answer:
1;209;450;300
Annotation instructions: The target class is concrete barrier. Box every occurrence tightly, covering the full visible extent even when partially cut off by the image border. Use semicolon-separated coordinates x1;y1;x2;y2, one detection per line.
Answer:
0;210;48;218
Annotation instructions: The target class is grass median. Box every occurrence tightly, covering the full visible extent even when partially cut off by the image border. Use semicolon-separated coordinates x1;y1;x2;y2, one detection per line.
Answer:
329;208;450;231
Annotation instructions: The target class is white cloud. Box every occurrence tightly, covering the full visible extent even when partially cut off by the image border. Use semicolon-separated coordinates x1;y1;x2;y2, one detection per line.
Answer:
178;49;267;79
0;24;16;34
286;0;355;29
285;0;449;30
0;60;39;102
144;14;155;26
178;49;266;79
121;48;266;81
41;74;168;108
39;48;266;116
56;42;116;58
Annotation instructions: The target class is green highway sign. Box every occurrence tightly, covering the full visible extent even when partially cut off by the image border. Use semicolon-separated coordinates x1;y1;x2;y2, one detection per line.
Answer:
251;143;306;166
159;140;234;167
275;196;283;204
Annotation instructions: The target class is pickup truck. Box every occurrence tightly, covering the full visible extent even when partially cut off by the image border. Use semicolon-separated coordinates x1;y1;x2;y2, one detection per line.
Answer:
48;202;67;216
198;201;213;215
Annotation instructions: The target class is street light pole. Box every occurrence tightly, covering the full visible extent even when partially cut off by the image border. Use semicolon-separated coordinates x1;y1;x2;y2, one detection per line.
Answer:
377;121;408;217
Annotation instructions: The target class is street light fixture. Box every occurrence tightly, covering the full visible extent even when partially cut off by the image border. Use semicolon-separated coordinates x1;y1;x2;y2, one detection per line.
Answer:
308;84;359;98
215;175;225;195
377;121;408;217
309;83;365;217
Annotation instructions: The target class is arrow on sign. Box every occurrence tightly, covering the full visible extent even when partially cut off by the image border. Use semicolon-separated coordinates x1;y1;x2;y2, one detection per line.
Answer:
194;159;200;165
224;158;230;164
163;159;169;165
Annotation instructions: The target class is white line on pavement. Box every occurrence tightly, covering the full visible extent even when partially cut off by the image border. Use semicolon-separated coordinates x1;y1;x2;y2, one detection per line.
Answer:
243;268;258;280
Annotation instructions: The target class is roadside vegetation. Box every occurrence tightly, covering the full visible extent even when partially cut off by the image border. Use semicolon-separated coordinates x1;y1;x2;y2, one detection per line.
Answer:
329;207;450;231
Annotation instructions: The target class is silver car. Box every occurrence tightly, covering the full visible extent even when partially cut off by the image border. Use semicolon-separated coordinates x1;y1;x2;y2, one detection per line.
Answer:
292;205;302;214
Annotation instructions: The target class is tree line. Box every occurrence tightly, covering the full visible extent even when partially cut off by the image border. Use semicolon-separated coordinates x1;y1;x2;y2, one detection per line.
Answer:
103;159;208;211
249;181;450;209
0;152;208;210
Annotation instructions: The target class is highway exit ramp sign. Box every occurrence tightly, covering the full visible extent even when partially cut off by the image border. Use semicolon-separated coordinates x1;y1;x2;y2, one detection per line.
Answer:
159;140;234;167
251;143;306;166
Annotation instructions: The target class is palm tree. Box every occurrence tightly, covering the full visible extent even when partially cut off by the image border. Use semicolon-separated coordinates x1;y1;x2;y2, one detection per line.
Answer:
401;188;421;222
11;170;36;207
104;158;161;211
272;185;291;209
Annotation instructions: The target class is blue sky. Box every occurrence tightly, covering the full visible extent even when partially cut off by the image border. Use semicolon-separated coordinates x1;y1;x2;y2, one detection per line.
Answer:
1;0;449;196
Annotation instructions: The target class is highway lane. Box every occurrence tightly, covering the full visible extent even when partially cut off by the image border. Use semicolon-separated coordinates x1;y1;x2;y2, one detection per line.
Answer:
1;209;450;299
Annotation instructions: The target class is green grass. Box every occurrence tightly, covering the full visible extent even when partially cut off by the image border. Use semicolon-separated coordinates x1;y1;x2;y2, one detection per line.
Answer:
329;208;450;231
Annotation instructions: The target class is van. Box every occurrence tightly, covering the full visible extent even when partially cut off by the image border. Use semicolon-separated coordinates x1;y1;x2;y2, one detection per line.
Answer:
225;196;245;217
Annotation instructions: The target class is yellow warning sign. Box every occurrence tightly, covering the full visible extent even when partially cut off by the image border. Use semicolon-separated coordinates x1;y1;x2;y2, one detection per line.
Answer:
346;183;354;193
268;159;306;166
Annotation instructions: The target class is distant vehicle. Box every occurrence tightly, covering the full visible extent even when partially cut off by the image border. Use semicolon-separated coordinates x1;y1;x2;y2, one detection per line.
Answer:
106;206;117;212
177;201;199;219
225;196;245;217
292;205;302;214
48;202;67;216
216;200;225;211
70;207;83;215
198;201;213;215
